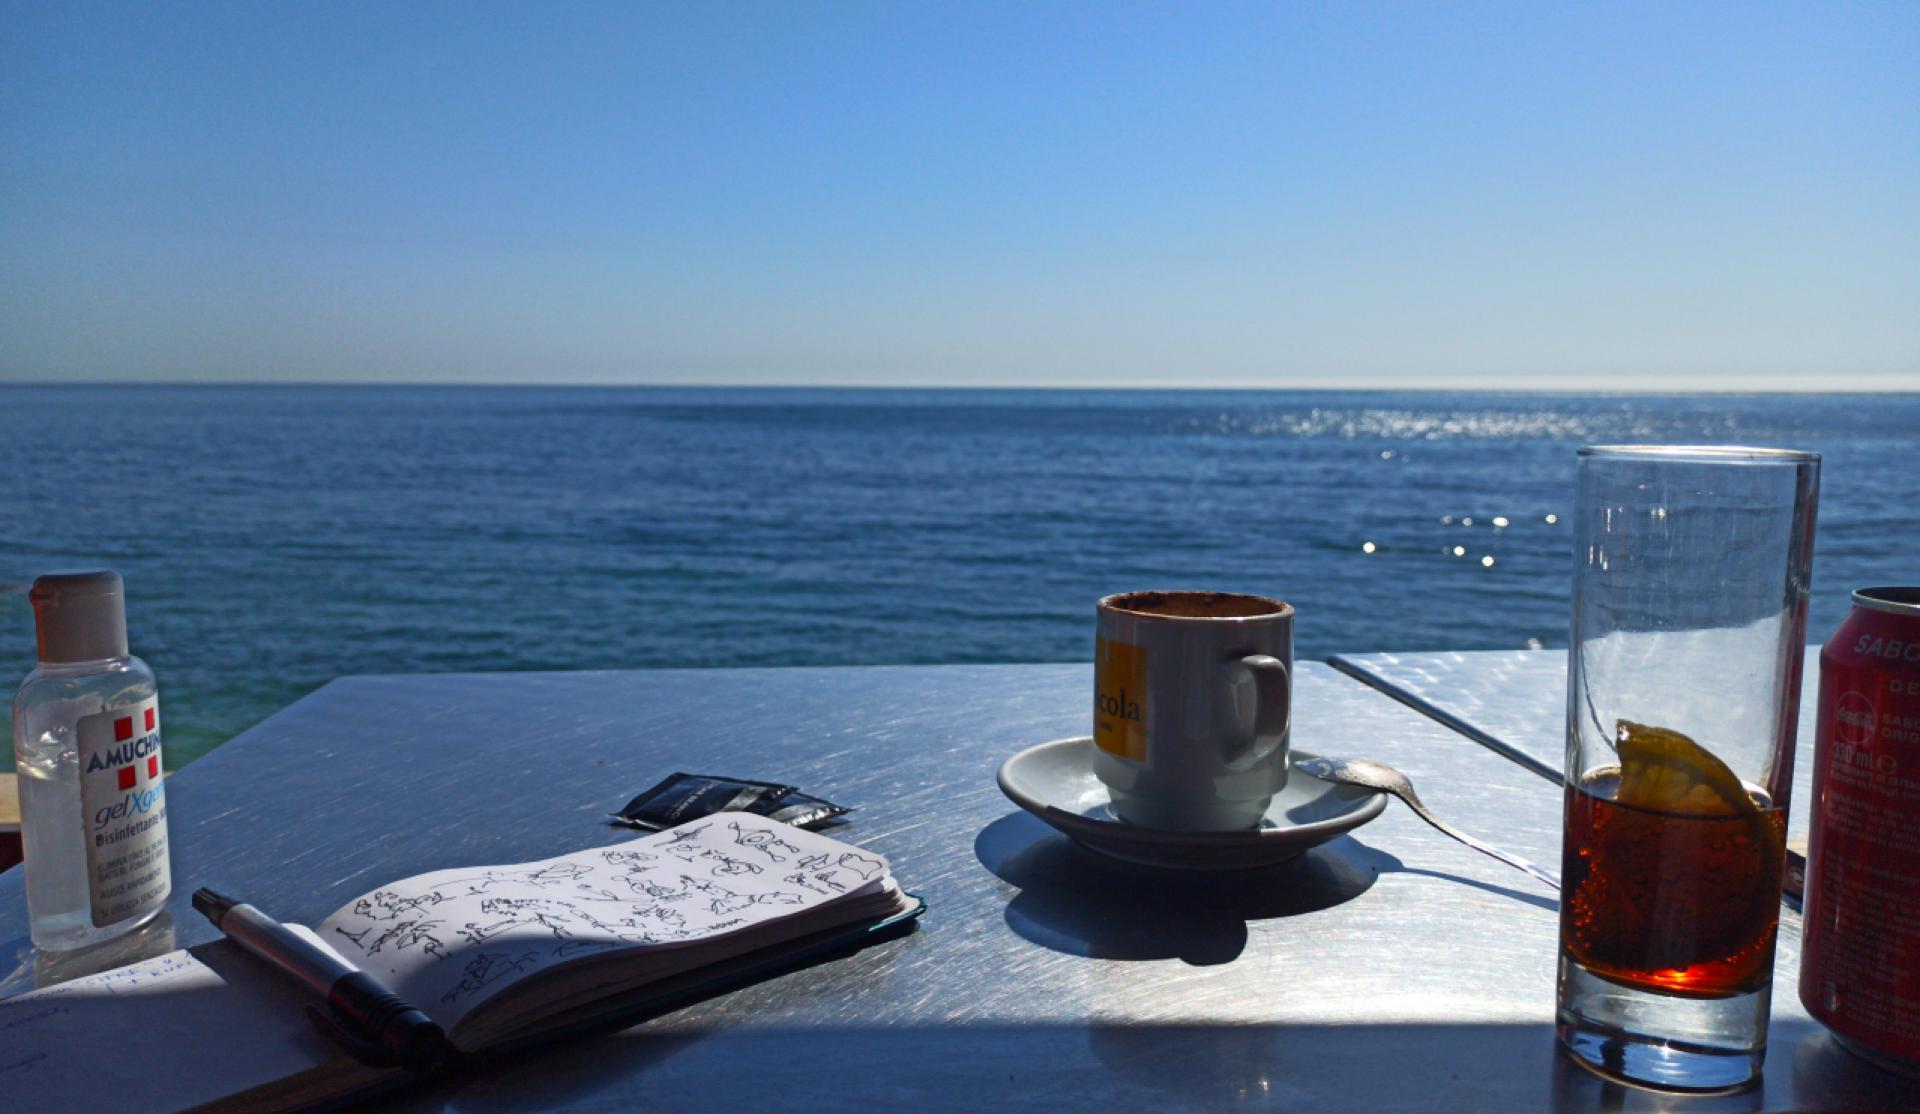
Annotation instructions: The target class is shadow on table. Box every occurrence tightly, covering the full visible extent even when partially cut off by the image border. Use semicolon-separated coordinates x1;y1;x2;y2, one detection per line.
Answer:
973;810;1555;965
1788;1027;1920;1111
972;810;1378;965
408;1016;1918;1113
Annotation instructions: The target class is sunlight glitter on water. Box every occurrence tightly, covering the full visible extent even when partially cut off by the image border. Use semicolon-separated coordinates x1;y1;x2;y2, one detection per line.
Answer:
1211;407;1659;441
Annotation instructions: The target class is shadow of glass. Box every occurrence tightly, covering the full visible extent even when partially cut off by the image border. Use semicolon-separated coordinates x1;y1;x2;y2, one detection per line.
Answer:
974;810;1376;964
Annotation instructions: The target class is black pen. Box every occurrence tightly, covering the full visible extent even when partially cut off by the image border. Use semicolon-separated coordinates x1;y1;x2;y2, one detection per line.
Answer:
192;887;453;1069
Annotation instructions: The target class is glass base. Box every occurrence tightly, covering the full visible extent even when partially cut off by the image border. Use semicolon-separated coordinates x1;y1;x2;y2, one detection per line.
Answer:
29;902;163;954
1556;955;1769;1093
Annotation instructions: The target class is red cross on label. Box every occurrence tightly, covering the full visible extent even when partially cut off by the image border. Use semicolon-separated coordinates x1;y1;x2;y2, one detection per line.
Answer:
118;766;136;790
145;707;156;732
148;756;160;779
115;717;133;742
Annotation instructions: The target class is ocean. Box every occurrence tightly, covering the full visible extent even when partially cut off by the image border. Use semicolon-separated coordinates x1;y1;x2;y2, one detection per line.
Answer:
3;386;1915;770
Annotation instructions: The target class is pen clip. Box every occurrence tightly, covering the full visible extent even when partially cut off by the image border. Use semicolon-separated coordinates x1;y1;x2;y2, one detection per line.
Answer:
306;1004;440;1070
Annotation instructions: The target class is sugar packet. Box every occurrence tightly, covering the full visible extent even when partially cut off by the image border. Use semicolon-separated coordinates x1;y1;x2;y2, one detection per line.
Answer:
610;773;851;831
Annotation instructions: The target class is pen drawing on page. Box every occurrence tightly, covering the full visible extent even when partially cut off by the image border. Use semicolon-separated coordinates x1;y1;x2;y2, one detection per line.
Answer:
350;891;450;921
335;917;452;960
729;819;802;863
836;851;884;880
441;950;542;1005
701;848;764;875
458;897;578;944
315;813;889;1018
431;862;595;896
678;874;806;915
659;823;713;859
600;847;657;869
785;870;840;895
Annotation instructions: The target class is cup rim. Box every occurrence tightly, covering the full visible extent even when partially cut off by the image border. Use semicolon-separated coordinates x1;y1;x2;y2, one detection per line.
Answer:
1578;444;1820;464
1098;590;1293;622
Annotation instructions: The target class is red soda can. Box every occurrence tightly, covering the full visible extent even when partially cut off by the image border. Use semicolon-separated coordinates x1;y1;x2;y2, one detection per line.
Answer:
1800;586;1920;1077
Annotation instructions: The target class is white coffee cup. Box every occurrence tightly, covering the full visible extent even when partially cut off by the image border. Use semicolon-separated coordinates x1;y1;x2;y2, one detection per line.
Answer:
1092;590;1293;831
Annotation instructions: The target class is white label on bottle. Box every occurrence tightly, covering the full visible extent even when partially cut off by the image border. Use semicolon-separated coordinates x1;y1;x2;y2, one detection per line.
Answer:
76;696;171;926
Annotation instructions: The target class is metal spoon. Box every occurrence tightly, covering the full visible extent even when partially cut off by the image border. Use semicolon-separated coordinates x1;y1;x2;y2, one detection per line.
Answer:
1296;756;1561;891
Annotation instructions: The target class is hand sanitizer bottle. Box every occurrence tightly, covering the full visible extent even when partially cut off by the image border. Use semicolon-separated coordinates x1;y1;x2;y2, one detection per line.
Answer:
11;570;172;950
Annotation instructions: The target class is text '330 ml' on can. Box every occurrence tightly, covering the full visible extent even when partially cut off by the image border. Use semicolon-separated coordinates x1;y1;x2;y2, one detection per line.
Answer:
1800;586;1920;1079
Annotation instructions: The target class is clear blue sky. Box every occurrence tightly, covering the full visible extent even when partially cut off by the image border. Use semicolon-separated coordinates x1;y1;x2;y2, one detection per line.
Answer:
2;2;1914;388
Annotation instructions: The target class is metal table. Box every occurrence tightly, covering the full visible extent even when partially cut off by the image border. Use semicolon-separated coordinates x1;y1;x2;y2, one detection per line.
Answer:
1;662;1911;1111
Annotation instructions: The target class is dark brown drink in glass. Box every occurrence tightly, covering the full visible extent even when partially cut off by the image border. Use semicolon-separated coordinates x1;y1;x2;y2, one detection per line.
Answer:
1560;771;1787;999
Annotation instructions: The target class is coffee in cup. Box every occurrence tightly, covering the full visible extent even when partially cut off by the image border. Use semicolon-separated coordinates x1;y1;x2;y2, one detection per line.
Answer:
1093;590;1293;831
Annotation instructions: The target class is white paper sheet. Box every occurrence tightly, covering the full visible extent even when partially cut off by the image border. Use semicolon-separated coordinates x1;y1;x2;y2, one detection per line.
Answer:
0;929;352;1113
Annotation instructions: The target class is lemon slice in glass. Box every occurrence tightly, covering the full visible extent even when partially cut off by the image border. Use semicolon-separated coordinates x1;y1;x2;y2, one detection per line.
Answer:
1612;720;1759;818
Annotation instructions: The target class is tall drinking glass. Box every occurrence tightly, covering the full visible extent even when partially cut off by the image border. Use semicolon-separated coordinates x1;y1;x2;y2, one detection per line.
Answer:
1557;446;1819;1091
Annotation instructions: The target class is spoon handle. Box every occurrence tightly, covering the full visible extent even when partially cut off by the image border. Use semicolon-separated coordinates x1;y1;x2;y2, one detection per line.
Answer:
1400;796;1561;891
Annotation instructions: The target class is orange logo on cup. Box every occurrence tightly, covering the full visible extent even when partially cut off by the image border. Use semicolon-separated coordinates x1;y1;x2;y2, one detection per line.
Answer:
1094;637;1147;760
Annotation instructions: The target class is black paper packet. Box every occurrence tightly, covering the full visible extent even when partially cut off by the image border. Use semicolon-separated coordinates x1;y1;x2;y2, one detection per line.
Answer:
610;773;851;831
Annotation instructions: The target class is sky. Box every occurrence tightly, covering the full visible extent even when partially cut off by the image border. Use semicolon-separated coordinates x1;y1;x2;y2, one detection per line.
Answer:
1;2;1915;390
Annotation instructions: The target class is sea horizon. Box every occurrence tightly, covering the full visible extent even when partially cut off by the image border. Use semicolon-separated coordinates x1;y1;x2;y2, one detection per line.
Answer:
7;381;1917;395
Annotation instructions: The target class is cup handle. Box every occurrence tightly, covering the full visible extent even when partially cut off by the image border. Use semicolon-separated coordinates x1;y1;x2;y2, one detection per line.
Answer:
1224;654;1291;766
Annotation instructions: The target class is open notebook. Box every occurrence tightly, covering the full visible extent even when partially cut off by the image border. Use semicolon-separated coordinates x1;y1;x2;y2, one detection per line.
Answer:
2;813;920;1112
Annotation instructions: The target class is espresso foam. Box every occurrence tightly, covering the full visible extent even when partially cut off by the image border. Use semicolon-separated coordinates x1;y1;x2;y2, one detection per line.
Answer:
1103;591;1289;620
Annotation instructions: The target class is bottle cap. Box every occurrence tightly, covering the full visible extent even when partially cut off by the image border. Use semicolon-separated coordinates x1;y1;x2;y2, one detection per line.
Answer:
29;570;130;664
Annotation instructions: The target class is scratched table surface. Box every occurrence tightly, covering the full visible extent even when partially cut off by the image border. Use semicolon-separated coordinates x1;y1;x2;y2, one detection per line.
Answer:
1;661;1913;1112
1328;647;1825;851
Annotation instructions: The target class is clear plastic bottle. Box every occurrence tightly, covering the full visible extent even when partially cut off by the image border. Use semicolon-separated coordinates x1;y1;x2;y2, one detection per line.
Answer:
11;570;171;951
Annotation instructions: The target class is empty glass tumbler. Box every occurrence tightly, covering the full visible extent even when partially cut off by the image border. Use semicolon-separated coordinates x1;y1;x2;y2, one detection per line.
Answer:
1557;445;1819;1091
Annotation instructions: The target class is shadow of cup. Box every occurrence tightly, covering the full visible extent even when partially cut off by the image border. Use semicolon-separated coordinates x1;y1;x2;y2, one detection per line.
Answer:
974;810;1376;965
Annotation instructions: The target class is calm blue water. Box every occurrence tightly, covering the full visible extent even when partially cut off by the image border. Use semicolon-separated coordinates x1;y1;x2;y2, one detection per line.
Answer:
3;387;1916;768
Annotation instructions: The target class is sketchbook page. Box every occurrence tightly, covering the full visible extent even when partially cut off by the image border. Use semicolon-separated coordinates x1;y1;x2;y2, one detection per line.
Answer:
316;812;892;1033
0;929;388;1114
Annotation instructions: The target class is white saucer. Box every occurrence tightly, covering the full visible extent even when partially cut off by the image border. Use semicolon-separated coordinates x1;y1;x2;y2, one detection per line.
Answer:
996;737;1387;871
